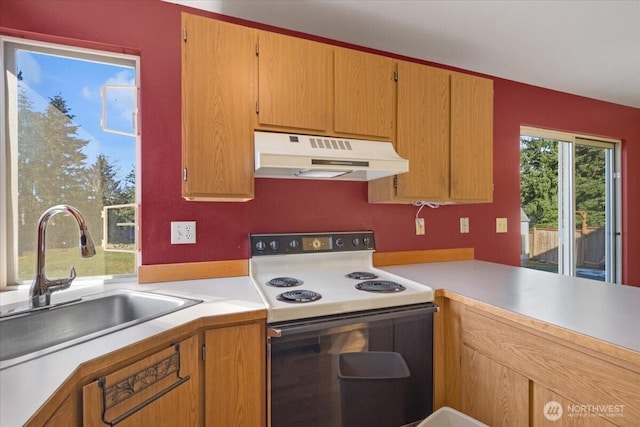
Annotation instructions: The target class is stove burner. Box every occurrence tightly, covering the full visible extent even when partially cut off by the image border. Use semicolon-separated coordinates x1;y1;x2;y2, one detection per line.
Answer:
346;271;379;280
267;277;303;287
276;290;322;303
355;280;406;293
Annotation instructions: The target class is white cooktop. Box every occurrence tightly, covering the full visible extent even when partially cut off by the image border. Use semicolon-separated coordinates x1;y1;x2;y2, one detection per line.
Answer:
250;251;434;323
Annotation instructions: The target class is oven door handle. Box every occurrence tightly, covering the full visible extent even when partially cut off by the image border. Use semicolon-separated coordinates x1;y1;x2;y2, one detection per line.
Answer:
268;303;437;338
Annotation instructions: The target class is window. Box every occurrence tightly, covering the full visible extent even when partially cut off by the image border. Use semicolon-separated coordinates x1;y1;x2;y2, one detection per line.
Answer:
1;37;140;288
519;126;621;283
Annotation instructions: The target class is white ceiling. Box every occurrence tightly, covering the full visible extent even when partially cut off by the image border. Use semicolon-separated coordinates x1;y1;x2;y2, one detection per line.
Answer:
167;0;640;108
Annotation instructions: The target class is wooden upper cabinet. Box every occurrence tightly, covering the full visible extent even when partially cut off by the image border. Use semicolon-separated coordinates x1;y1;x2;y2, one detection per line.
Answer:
369;63;493;204
395;61;450;201
334;48;396;139
181;13;254;201
450;72;493;202
256;31;331;132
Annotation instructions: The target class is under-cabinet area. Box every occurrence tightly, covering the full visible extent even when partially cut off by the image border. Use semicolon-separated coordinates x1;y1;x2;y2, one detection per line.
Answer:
435;295;640;427
21;315;266;427
180;13;494;203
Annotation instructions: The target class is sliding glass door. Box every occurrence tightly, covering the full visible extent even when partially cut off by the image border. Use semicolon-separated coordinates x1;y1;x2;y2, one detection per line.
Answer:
520;128;620;283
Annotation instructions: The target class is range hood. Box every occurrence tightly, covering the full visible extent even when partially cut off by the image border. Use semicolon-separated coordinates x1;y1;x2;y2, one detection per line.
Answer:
254;131;408;181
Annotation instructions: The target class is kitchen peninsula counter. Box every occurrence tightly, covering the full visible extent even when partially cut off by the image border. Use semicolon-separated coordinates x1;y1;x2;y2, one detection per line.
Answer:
383;260;640;356
383;260;640;426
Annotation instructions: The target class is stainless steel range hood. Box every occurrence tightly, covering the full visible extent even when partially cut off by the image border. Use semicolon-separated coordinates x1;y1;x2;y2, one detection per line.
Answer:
254;131;408;181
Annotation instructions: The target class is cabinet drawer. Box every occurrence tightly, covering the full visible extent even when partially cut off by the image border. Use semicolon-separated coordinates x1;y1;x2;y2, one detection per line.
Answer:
82;335;200;426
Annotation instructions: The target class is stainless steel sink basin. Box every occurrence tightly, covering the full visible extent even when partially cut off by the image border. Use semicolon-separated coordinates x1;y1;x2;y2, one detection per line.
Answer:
0;289;202;368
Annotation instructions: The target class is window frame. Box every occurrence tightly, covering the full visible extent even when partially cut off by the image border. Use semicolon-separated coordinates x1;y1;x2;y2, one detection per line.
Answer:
520;126;622;283
1;36;141;289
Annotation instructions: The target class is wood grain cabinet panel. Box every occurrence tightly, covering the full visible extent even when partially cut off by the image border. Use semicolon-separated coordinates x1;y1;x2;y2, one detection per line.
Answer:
461;345;529;427
257;31;331;132
204;321;266;427
461;307;640;426
533;384;620;427
38;394;78;426
82;335;201;427
334;48;396;139
369;63;493;204
395;61;450;201
181;14;255;201
450;72;493;202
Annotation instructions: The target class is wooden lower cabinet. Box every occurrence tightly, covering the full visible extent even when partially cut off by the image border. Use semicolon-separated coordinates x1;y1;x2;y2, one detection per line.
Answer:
82;335;201;427
533;384;619;427
436;297;640;427
204;321;266;427
460;346;528;426
39;394;77;426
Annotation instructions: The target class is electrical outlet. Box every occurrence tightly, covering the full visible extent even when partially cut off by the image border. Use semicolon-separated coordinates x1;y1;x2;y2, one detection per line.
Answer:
415;218;425;235
171;221;196;244
496;218;508;233
460;217;470;234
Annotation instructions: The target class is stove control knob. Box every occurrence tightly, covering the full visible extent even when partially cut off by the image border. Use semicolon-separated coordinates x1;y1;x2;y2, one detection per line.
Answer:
363;237;372;246
289;239;299;249
352;238;360;247
269;240;279;251
335;238;344;247
255;240;266;251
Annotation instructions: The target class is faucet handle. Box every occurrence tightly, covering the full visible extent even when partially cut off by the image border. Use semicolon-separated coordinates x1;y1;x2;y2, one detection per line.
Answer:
45;267;76;293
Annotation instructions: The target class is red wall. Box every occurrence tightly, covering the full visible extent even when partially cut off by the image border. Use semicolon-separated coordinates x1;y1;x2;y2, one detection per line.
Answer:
2;0;639;285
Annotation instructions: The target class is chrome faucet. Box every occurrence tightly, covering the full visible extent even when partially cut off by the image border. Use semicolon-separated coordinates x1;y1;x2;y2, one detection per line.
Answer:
30;205;96;308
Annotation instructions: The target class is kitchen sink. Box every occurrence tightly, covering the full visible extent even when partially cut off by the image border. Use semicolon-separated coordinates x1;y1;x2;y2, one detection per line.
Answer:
0;289;202;367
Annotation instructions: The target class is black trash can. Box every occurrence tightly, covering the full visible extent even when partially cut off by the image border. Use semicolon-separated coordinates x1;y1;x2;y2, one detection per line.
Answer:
337;351;411;427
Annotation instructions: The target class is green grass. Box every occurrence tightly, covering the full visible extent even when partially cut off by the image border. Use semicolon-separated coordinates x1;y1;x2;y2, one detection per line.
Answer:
521;260;558;273
18;246;135;281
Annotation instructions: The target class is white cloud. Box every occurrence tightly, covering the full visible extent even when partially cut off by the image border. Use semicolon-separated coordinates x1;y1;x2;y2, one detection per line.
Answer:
103;69;137;130
106;69;135;86
81;85;96;100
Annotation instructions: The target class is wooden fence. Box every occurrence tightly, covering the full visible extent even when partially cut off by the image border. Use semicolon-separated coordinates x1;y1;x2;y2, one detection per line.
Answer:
529;227;605;268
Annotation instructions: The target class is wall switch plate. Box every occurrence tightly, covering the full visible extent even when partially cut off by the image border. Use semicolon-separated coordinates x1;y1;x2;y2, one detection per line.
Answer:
460;217;470;234
415;218;425;235
496;218;508;233
171;221;196;244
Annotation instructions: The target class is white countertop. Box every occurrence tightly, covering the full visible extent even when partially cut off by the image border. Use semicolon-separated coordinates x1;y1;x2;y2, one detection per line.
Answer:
2;261;640;425
382;260;640;354
0;277;265;427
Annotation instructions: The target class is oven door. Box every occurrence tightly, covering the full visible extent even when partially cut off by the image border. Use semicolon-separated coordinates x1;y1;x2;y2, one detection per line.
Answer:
267;303;436;427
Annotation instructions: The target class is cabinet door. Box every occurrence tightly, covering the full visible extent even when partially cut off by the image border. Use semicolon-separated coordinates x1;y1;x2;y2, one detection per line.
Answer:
450;72;493;202
396;61;450;200
182;14;254;201
257;31;331;132
82;335;201;427
205;322;265;427
461;346;529;427
532;384;619;427
334;48;395;139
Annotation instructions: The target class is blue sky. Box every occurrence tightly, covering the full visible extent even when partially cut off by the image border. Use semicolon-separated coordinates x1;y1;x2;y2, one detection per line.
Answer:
17;50;136;182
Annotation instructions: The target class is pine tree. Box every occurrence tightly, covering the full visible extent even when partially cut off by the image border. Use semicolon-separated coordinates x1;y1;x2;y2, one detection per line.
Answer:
17;92;90;251
575;145;606;229
17;86;43;253
88;154;125;206
520;137;559;228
